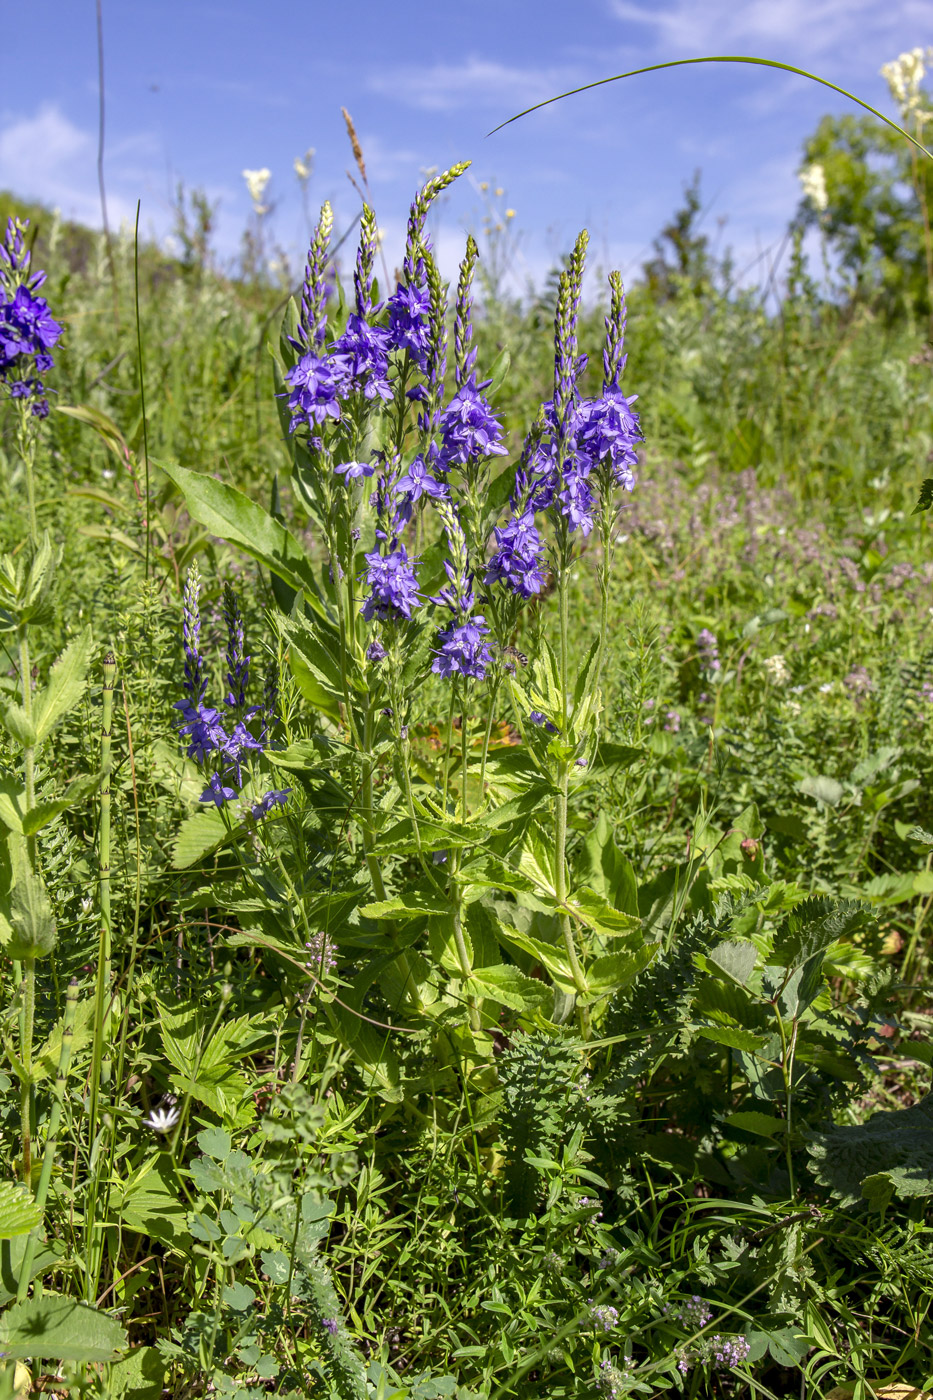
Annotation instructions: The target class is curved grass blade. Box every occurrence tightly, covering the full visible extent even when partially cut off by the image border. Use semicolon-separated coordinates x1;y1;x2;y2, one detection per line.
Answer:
488;55;932;160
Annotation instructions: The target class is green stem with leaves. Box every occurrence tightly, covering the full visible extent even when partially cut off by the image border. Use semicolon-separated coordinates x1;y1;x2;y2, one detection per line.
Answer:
555;562;586;1000
17;979;78;1301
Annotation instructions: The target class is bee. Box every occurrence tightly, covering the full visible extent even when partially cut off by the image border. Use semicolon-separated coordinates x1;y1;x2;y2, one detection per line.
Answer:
500;644;529;671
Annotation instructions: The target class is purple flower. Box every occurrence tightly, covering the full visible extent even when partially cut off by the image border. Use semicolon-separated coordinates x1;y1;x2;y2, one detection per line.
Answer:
223;720;265;786
251;788;291;820
200;772;238;806
322;1318;340;1337
176;700;228;763
179;567;207;704
360;545;421;623
328;314;392;402
334;458;375;479
386;281;431;371
697;628;721;672
366;640;386;662
576;386;641;490
285;352;346;434
437;374;508;469
486;511;547;598
431;616;494;680
528;711;559;734
397;452;447;505
558;468;595;536
589;1305;620;1333
0;286;63;362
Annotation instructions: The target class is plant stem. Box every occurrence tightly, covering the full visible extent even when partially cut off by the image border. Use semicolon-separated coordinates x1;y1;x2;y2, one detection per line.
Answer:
15;402;39;547
18;979;78;1300
555;562;587;1002
18;626;37;1179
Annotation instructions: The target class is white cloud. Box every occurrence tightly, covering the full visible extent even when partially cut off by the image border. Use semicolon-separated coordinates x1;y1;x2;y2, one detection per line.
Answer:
0;102;149;229
607;0;927;66
366;56;582;113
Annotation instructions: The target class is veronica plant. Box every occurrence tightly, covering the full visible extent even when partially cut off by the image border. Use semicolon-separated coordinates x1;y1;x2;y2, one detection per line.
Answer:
163;166;649;1055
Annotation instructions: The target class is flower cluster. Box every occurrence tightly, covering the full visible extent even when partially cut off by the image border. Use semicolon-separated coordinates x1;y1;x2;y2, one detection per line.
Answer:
588;1304;620;1332
431;501;493;680
675;1333;750;1375
174;566;289;816
596;1357;634;1399
0;218;63;417
664;1295;712;1328
697;628;721;673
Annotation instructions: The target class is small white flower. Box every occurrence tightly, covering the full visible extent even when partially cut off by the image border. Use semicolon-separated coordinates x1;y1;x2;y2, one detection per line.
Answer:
143;1101;181;1135
819;682;833;693
763;653;790;686
293;147;315;182
242;167;271;213
799;162;828;212
881;47;930;117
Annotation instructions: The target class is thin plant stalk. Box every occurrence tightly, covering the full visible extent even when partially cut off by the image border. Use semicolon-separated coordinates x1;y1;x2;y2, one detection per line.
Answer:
18;624;37;1180
15;403;39;547
17;979;78;1301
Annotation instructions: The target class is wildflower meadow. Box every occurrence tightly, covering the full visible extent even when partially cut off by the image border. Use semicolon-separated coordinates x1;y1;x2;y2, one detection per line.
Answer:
0;44;932;1400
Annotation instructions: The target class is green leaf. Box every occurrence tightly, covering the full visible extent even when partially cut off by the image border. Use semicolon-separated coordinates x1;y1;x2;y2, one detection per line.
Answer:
0;1293;127;1362
494;919;577;994
360;887;450;920
0;779;26;834
157;460;329;619
32;627;93;745
8;868;57;960
798;774;844;807
913;478;933;514
724;1110;786;1139
466;964;550;1011
171;808;228;870
706;938;758;986
0;701;36;748
807;1089;933;1203
0;1181;41;1239
34;995;96;1083
107;1345;165;1400
111;1157;191;1248
574;813;638;915
697;1025;770;1053
584;943;656;997
590;742;644;774
565;886;641;936
23;773;101;836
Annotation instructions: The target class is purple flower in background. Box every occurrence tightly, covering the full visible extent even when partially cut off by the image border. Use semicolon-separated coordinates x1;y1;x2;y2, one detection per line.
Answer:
223;581;250;711
251;788;291;820
366;640;386;662
360;544;421;622
322;1318;340;1338
437;374;508;469
486;511;547;598
200;772;238;807
432;616;494;679
386;281;431;370
697;628;721;672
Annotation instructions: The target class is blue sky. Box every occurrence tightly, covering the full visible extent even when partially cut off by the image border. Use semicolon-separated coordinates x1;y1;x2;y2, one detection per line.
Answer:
2;1;929;295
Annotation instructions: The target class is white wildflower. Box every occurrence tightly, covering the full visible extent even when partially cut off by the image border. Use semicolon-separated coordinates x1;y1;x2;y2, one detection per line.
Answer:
880;47;931;118
763;654;790;686
144;1099;181;1135
293;148;315;182
799;162;828;213
242;167;271;214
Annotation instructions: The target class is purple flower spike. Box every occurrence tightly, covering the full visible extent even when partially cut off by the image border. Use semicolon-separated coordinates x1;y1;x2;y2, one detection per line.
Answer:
328;315;392;403
334;458;375;479
179;565;207;704
576;386;642;490
360;544;421;623
486;512;547;598
297;202;333;349
0;221;63;415
454;234;479;388
386;281;431;371
396;452;447;505
437;373;508;469
284;352;346;435
354;204;379;320
431;615;494;679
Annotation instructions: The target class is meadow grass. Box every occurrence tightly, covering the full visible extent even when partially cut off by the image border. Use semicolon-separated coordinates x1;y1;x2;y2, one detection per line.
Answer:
0;164;930;1400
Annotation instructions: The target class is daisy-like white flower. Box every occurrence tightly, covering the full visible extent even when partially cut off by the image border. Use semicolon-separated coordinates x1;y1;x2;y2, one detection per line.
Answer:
144;1099;181;1135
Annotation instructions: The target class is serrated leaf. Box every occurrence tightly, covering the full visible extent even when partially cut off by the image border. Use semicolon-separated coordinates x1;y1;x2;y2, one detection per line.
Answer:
697;1025;770;1053
466;964;550;1011
8;868;57;960
0;779;26;834
0;1181;41;1239
913;477;933;514
360;887;449;920
0;701;36;748
0;1293;127;1362
171;808;227;869
32;627;92;745
23;772;101;836
707;938;758;986
584;943;656;997
565;886;641;936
